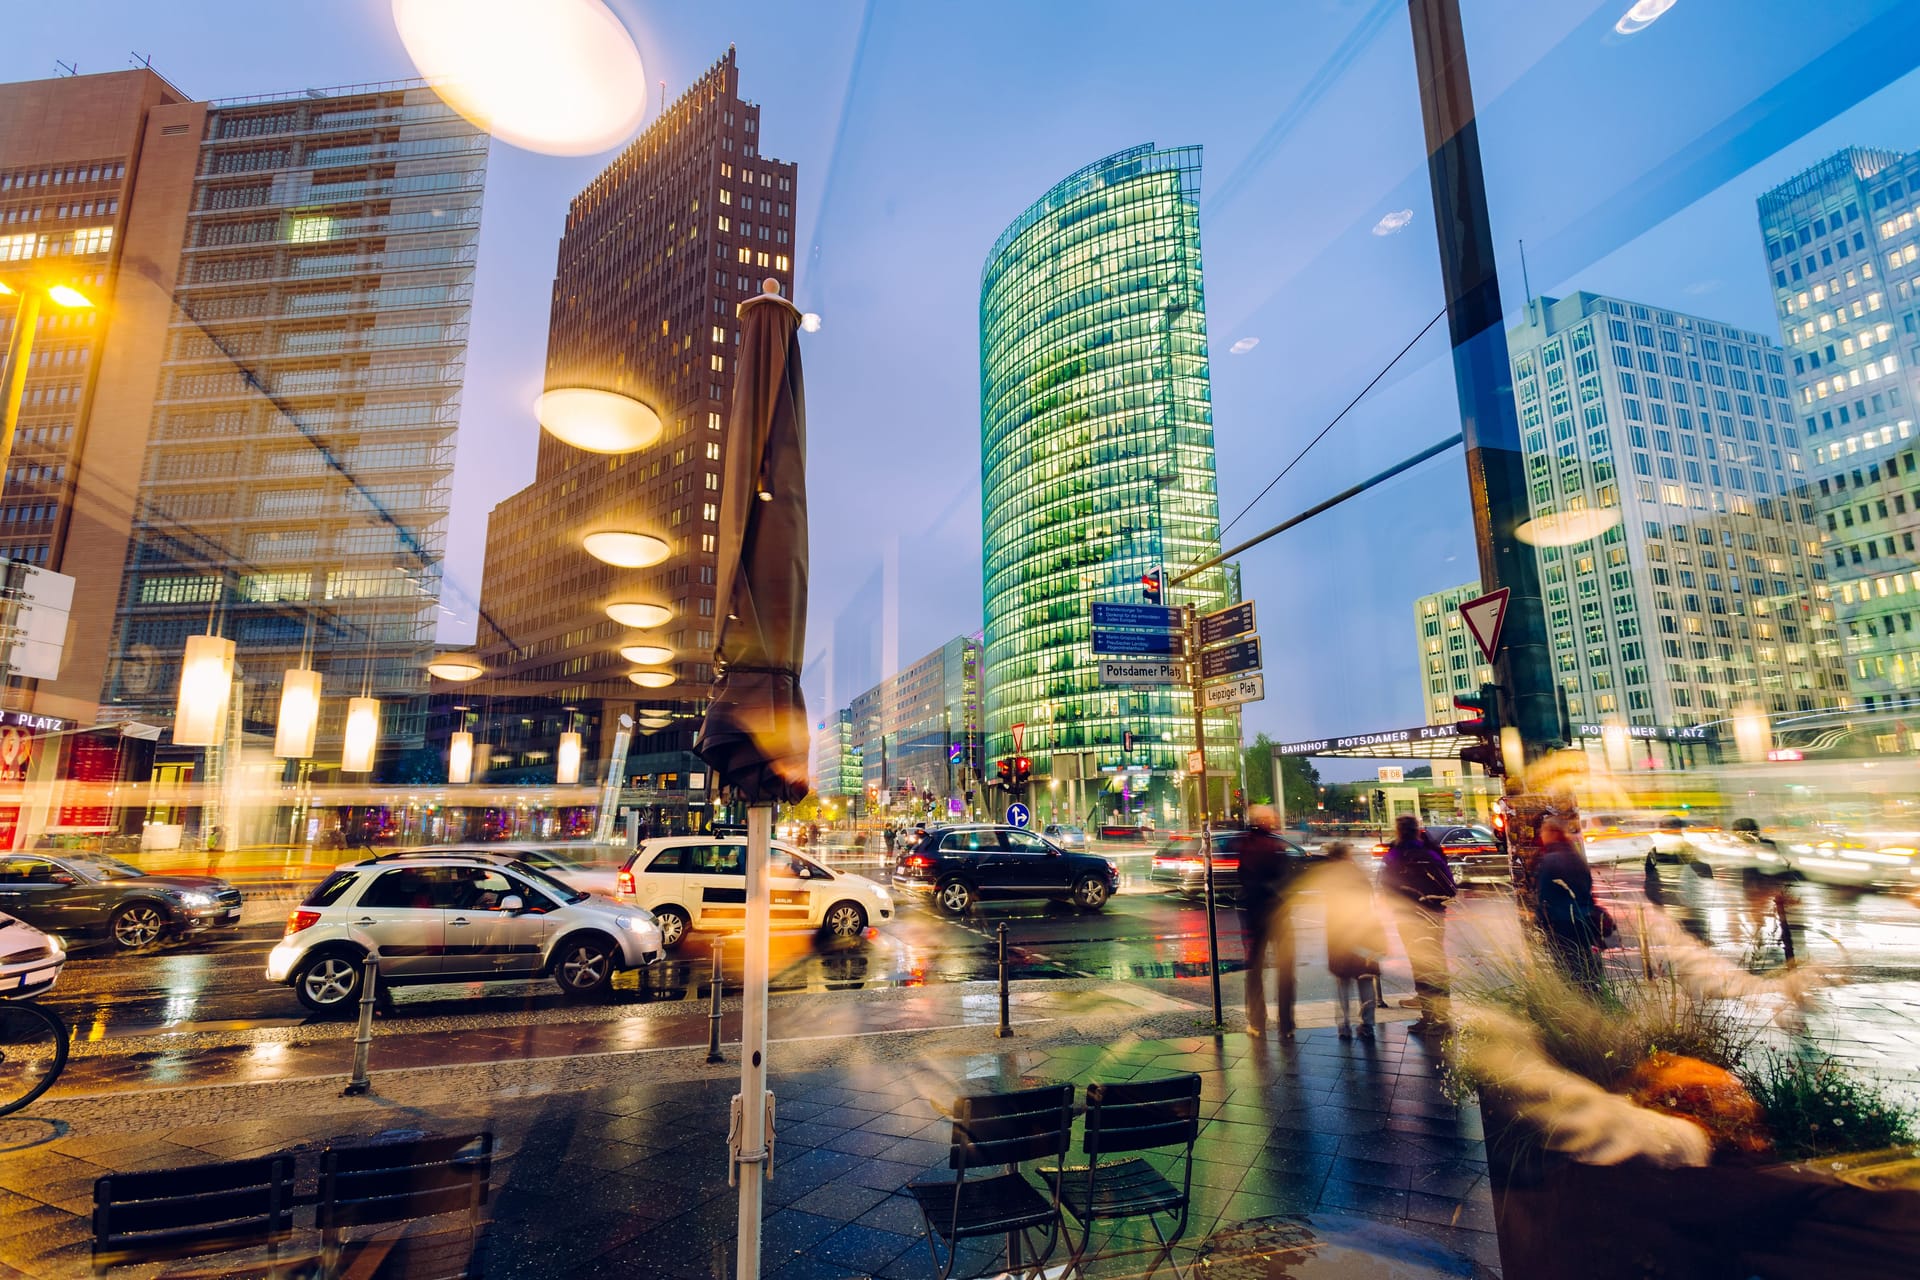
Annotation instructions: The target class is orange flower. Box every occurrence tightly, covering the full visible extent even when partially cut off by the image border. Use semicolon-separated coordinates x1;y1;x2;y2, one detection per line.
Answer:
1626;1052;1772;1160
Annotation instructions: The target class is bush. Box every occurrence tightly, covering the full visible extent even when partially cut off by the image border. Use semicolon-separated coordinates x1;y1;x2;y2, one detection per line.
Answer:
1741;1051;1917;1161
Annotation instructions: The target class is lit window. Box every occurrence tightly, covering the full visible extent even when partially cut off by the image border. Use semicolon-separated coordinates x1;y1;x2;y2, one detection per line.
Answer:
710;354;723;371
736;246;751;263
286;215;332;243
711;326;724;343
702;503;717;521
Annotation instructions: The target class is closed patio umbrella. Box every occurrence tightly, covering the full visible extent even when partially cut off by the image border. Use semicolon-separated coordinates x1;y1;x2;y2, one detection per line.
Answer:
693;278;810;1280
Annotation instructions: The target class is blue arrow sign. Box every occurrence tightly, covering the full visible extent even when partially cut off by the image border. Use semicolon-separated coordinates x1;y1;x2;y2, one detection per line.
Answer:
1092;602;1182;631
1006;802;1030;828
1093;628;1181;656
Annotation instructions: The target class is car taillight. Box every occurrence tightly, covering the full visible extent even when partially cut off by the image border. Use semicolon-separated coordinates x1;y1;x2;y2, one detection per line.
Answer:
1372;844;1388;857
903;854;933;870
617;869;635;895
286;909;320;935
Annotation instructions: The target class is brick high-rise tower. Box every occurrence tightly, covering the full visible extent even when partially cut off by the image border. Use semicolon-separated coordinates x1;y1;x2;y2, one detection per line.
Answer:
472;49;796;828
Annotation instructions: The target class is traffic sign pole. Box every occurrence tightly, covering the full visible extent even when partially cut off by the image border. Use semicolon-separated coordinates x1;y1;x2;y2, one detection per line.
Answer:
1186;603;1224;1032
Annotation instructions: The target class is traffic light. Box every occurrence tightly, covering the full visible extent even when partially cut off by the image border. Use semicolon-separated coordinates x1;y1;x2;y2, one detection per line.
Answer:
996;757;1013;788
1013;756;1032;789
1142;566;1162;604
1455;682;1506;778
1122;729;1135;754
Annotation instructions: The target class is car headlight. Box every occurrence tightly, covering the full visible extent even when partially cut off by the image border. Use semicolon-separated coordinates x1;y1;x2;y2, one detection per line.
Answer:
1105;860;1119;875
614;914;654;933
177;891;214;907
45;935;63;954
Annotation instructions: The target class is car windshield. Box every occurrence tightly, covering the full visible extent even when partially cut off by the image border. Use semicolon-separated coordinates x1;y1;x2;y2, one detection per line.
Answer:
65;856;143;881
516;848;583;872
509;862;588;905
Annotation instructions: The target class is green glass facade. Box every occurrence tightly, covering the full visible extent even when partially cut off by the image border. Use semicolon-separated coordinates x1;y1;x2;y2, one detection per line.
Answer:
980;144;1235;825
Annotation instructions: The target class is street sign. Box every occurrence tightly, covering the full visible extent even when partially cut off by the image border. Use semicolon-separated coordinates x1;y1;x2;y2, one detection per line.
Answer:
1006;801;1030;828
1092;601;1181;631
1098;659;1177;685
1201;673;1264;708
1199;636;1262;681
1185;750;1204;774
1378;766;1405;783
1093;628;1181;656
1199;600;1256;647
1458;587;1511;663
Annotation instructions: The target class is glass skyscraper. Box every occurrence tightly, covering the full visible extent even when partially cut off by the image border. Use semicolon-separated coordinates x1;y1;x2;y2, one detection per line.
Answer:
979;145;1233;825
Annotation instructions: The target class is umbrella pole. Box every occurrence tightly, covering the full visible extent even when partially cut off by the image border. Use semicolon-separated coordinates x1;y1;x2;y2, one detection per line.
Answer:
735;801;774;1279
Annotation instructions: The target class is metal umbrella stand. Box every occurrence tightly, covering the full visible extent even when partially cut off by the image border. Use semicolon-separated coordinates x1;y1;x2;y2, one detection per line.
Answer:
693;278;812;1280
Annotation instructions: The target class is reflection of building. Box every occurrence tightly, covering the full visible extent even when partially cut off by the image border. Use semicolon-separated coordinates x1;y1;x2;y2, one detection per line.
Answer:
1758;148;1920;711
979;145;1235;823
1505;292;1845;726
99;81;488;758
809;708;861;802
849;636;979;813
470;50;795;821
1415;584;1496;725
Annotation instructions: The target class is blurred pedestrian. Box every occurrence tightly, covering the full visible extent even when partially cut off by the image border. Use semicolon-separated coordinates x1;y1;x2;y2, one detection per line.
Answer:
1233;804;1299;1039
883;824;897;855
1317;841;1386;1040
1381;813;1456;1033
1535;815;1605;990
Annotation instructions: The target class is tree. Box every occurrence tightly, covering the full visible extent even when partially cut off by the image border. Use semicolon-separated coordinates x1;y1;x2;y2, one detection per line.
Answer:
1239;734;1321;820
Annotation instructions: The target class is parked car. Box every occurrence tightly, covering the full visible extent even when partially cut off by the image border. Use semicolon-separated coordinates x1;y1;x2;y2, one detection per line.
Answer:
0;909;65;997
1369;824;1509;884
616;837;895;949
1042;824;1089;849
336;844;622;897
1149;831;1320;899
0;852;242;950
892;824;1118;914
267;853;663;1014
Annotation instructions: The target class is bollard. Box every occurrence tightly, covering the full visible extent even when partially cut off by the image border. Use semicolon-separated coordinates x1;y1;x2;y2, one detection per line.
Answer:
342;954;379;1097
1776;893;1795;962
705;938;726;1064
996;921;1012;1038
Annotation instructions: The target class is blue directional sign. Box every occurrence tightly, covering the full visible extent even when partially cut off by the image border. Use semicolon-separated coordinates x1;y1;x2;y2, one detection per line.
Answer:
1006;801;1031;828
1092;602;1182;631
1092;628;1181;656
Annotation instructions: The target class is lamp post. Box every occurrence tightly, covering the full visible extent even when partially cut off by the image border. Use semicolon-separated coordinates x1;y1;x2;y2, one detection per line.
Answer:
0;279;94;498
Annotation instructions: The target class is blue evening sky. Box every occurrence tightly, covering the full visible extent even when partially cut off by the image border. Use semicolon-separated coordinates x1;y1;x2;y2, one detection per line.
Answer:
7;1;1918;778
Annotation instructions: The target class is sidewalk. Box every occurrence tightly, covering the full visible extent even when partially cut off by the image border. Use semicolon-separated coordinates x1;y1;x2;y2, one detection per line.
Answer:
0;983;1500;1279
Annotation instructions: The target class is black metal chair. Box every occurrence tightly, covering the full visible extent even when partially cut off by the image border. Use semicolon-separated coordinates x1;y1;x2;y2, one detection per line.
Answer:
92;1153;307;1278
906;1083;1075;1280
317;1132;493;1280
1049;1073;1202;1279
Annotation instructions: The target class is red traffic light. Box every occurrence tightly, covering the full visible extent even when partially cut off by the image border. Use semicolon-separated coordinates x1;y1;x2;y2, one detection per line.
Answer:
1014;756;1030;773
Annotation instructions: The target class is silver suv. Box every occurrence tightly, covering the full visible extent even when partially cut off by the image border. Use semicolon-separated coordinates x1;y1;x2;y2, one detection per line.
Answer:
267;853;663;1014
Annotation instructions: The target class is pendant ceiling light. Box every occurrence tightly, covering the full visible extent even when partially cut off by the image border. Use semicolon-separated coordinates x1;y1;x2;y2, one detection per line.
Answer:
583;530;670;568
273;668;323;758
556;730;583;785
448;730;475;785
535;387;663;454
628;670;673;688
605;601;671;629
343;697;381;773
427;655;485;682
174;635;236;747
618;644;673;665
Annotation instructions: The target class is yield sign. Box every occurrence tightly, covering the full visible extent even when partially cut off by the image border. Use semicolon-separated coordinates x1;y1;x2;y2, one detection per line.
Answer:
1458;587;1510;664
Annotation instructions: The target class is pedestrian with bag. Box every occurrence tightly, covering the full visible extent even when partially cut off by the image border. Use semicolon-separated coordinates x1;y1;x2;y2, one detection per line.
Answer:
1233;805;1299;1040
1380;813;1457;1034
1316;841;1386;1040
1535;815;1608;990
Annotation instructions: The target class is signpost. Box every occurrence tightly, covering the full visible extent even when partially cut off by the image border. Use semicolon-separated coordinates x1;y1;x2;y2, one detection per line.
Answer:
1005;801;1030;828
1098;659;1178;686
1458;587;1510;664
1201;673;1264;708
1092;601;1182;631
1198;600;1256;647
1092;629;1181;657
1199;637;1262;682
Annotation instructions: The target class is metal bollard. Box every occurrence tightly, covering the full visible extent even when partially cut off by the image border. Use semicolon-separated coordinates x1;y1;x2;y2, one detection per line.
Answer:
1776;893;1795;962
342;954;379;1096
705;938;726;1064
996;921;1012;1038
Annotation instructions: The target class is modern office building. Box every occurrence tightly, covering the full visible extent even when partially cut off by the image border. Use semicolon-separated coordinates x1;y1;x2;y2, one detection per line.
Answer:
979;144;1236;825
809;708;861;802
848;635;980;815
0;70;205;723
1416;583;1496;725
95;80;488;762
1758;148;1920;710
1504;291;1846;726
472;50;795;822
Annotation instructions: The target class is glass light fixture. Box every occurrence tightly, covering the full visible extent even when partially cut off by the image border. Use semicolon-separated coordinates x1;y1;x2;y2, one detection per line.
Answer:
273;668;323;758
427;655;485;681
535;387;663;453
605;601;671;628
173;635;236;747
628;670;673;688
556;730;583;785
583;530;670;567
449;730;474;784
619;644;673;665
639;715;673;730
343;697;381;773
1515;508;1623;548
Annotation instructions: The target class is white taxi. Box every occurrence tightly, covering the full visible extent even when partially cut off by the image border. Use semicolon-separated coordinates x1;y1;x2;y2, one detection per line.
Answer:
615;837;893;949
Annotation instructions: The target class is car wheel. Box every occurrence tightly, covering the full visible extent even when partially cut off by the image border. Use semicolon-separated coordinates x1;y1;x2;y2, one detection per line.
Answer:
293;950;364;1015
936;879;974;916
654;905;691;951
1072;876;1110;911
109;900;168;949
554;934;616;999
821;900;867;940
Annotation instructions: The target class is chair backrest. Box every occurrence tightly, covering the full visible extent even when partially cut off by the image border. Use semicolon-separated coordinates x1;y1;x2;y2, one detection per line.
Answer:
1082;1074;1202;1160
92;1154;296;1272
317;1132;493;1232
948;1083;1074;1172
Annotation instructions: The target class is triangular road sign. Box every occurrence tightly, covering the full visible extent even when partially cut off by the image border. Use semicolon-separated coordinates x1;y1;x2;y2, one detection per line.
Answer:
1459;587;1510;664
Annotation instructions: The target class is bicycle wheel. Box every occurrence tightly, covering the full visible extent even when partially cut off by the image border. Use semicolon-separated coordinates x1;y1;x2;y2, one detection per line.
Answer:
0;1001;69;1117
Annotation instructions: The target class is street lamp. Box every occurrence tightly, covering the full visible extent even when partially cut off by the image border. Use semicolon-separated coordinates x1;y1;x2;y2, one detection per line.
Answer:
0;278;94;497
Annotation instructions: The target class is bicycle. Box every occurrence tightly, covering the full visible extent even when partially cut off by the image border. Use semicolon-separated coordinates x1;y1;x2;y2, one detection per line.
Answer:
0;999;69;1117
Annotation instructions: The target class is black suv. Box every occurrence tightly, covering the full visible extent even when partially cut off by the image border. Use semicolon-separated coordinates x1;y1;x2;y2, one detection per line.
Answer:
892;824;1119;914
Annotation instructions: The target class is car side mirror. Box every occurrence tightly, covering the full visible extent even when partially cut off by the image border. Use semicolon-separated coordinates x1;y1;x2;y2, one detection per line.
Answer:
51;873;77;885
499;894;525;913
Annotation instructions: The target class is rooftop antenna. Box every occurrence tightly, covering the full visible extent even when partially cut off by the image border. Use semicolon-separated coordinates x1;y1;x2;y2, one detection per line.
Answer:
54;60;77;77
130;51;153;70
1519;238;1533;313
